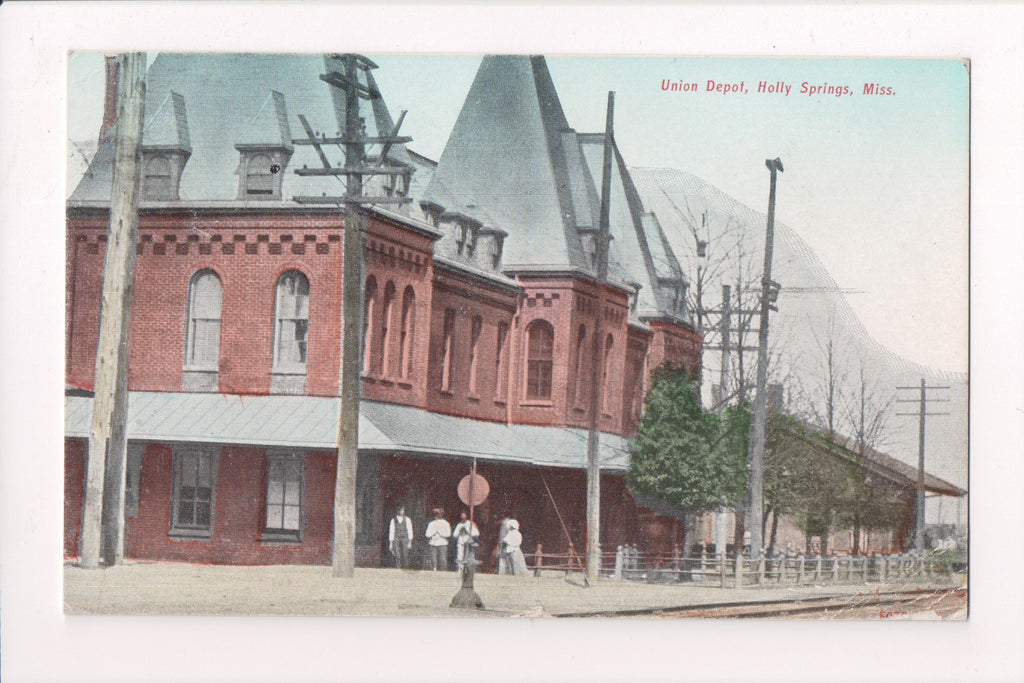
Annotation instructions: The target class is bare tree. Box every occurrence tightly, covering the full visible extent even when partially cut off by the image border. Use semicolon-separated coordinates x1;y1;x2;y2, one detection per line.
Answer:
784;312;852;554
840;357;895;554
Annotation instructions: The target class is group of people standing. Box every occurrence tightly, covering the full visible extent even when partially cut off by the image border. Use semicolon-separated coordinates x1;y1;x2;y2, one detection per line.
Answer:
387;506;527;575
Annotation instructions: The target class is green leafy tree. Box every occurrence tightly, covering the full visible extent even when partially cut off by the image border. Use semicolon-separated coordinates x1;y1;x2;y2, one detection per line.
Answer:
626;364;746;512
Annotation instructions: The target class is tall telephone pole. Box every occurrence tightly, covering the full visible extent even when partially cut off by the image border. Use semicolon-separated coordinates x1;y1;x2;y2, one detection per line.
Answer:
746;157;784;560
896;379;950;551
586;91;615;584
292;54;412;577
80;53;147;569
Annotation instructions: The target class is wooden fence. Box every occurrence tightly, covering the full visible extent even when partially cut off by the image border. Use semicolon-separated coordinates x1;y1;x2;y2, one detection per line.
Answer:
524;544;962;588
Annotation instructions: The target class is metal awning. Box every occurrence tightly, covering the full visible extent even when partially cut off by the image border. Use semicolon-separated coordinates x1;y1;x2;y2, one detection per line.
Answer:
65;392;632;471
65;392;391;450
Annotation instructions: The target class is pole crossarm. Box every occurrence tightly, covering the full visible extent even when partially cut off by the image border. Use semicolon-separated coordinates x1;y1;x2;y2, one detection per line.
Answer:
319;72;381;99
297;115;332;169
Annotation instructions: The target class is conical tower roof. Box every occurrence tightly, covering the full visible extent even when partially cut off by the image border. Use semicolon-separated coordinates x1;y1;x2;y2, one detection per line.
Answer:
422;55;687;325
424;55;589;272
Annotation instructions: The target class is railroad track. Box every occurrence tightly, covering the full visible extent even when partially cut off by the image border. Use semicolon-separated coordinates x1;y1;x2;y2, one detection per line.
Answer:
562;587;966;619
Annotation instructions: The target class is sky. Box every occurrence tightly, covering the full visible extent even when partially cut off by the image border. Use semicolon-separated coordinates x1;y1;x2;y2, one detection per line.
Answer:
68;53;969;374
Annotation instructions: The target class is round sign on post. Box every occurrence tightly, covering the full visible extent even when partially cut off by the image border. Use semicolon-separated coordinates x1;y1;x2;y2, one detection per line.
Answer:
457;473;490;507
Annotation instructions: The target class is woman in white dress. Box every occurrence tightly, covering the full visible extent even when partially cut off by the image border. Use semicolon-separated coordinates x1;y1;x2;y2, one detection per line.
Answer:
504;519;529;576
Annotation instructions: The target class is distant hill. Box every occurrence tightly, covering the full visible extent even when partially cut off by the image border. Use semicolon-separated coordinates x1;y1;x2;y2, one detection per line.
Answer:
632;166;967;500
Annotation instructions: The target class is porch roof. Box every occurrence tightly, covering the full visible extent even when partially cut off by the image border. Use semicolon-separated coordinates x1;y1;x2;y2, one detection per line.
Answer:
64;392;632;471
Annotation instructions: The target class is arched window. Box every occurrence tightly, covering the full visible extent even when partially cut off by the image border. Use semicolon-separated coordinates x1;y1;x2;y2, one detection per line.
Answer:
144;156;173;199
379;281;396;377
602;333;614;414
525;320;554;400
469;315;483;395
185;270;222;370
441;308;456;392
621;354;645;431
246;154;274;195
573;324;587;407
363;277;377;373
399;286;415;379
495;321;508;400
273;271;309;371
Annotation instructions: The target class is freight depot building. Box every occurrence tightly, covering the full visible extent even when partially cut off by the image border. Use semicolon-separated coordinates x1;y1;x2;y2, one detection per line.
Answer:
65;54;702;567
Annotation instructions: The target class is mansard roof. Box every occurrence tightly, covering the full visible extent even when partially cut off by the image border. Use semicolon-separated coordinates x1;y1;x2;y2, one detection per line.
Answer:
577;133;688;322
235;90;291;151
70;53;413;204
143;91;191;151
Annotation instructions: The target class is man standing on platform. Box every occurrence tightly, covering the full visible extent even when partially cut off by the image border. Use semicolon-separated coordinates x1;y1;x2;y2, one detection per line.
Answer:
388;506;413;569
424;507;451;570
453;511;480;569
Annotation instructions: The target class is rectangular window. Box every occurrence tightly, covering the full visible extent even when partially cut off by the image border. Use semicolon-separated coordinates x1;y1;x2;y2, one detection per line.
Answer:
525;321;554;400
171;444;219;537
264;452;303;541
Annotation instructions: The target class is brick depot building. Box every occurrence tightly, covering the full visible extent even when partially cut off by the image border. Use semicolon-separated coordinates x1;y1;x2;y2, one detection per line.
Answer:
65;54;702;567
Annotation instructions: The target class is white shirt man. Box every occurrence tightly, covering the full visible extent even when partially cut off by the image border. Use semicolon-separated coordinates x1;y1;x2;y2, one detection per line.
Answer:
453;512;480;568
424;509;452;571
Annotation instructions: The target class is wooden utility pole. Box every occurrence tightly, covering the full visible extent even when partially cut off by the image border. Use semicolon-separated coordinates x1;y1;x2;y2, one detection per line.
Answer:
719;284;731;401
291;54;411;577
333;54;365;579
585;91;615;584
746;157;784;560
896;379;949;551
80;53;147;568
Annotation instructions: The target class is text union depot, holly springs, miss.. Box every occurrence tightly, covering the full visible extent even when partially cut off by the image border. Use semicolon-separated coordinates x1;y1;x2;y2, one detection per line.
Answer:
661;79;895;97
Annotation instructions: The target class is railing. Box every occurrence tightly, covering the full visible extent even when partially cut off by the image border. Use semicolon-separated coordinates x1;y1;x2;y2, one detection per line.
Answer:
600;546;962;589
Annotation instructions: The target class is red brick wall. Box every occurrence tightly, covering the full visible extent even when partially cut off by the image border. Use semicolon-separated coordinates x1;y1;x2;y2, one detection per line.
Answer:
64;440;86;557
508;276;631;433
360;219;437;409
125;443;336;565
67;210;349;396
423;267;517;422
645;320;702;378
621;326;652;435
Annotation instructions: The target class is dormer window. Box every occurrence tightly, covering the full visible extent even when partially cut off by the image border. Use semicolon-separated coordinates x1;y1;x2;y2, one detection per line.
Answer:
489;232;505;270
246;154;275;195
234;91;293;201
143;156;174;200
237;149;288;200
140;91;191;201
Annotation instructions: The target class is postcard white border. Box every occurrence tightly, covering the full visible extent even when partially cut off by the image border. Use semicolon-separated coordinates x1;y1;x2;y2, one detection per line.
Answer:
2;3;1022;682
